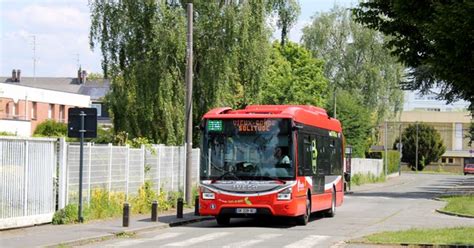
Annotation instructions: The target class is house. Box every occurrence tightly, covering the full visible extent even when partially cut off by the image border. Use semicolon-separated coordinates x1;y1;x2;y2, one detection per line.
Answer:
0;69;111;136
378;89;472;170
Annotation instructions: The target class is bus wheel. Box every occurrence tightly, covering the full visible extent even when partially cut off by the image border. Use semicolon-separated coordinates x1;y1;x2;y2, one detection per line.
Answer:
296;196;310;225
326;190;336;218
216;215;230;226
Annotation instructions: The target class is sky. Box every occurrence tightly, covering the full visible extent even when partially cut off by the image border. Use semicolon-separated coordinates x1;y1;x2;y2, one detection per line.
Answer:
0;0;356;77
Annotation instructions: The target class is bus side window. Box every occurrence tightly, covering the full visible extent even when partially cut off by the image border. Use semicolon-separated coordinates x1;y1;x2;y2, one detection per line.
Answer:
330;138;343;175
318;136;331;175
297;134;305;176
298;134;314;176
303;136;314;176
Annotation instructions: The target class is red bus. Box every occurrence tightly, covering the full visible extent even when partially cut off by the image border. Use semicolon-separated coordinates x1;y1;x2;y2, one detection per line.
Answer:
198;105;345;225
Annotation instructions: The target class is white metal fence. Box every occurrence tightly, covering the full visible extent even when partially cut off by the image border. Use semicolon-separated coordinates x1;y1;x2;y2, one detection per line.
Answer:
1;137;200;229
59;143;200;208
0;137;57;230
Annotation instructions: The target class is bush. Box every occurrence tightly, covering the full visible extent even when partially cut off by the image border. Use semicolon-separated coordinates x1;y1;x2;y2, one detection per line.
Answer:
0;131;16;136
130;181;157;214
52;204;78;224
52;181;187;224
90;126;115;144
33;120;67;137
383;150;400;174
167;191;184;209
394;123;446;171
88;189;124;219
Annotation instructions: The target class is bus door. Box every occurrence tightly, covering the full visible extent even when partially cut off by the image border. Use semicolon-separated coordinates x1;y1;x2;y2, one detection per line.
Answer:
301;135;324;194
311;136;325;194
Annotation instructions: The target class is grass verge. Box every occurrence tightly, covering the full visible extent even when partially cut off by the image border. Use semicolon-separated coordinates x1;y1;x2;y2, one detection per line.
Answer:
351;173;386;186
360;226;474;246
441;195;474;216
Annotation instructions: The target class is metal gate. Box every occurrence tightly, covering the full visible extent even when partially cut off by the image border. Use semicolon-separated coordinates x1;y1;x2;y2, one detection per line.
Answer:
0;137;56;230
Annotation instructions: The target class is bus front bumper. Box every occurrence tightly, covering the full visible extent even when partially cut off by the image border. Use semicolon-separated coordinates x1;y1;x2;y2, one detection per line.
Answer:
199;195;306;217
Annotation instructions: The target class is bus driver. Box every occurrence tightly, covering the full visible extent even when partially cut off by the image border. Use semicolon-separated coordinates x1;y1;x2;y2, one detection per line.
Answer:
274;147;290;165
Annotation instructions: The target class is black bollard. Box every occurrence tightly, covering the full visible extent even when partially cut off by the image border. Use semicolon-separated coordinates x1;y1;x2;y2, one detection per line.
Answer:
123;202;130;227
177;198;183;218
151;200;158;222
194;196;199;216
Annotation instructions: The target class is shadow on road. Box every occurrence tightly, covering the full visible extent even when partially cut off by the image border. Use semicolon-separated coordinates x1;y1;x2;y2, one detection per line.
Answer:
351;176;471;200
187;212;326;229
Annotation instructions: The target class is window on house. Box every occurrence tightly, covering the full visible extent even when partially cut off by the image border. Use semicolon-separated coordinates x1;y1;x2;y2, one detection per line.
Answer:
12;102;18;118
59;105;65;122
91;103;102;117
448;158;454;164
442;158;446;163
48;104;55;119
6;102;10;116
31;102;37;119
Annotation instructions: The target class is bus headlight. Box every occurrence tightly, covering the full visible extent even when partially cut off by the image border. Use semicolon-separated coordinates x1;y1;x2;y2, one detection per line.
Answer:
202;187;215;200
277;187;292;201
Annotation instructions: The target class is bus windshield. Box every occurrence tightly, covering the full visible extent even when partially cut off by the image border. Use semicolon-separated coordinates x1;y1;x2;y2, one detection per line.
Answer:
201;119;294;180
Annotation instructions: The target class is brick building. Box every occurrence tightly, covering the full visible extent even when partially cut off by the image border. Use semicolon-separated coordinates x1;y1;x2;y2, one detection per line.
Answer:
0;70;110;136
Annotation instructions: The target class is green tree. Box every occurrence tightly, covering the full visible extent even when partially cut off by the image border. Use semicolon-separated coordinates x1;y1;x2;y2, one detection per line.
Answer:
353;1;474;108
327;90;372;157
267;0;301;47
33;120;67;137
302;6;404;124
396;123;446;171
90;0;186;145
87;72;103;80
90;0;275;145
261;41;327;107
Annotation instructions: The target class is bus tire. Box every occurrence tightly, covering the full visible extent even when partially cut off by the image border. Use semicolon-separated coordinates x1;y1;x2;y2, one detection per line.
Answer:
326;189;336;218
216;215;230;226
296;195;310;226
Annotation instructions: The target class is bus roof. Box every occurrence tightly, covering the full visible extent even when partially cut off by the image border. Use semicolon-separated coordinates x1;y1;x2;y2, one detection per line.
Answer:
203;105;342;132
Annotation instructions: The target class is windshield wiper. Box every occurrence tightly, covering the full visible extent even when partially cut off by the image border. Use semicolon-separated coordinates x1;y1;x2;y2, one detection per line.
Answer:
258;175;286;184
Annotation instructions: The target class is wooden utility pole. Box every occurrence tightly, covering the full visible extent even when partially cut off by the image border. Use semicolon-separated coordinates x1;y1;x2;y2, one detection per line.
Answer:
185;3;194;204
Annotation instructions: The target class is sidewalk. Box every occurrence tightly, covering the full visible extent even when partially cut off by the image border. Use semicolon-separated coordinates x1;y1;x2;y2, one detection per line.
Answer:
0;209;213;248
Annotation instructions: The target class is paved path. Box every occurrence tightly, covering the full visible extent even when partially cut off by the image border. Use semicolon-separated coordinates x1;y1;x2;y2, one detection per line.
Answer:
82;174;474;248
0;210;210;248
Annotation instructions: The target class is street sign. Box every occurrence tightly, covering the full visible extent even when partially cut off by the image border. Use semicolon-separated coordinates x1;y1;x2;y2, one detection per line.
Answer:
67;107;97;222
67;108;97;138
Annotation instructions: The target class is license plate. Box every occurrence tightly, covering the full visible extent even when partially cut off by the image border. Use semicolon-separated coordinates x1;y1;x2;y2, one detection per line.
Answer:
236;208;257;214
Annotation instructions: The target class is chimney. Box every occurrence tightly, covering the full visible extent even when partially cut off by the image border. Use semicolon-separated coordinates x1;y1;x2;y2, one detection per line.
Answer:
16;69;21;82
12;69;17;82
77;68;82;84
81;70;87;84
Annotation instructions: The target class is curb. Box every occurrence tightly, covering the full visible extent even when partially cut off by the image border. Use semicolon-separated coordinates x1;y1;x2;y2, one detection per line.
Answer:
435;209;474;219
432;196;474;218
45;216;215;247
349;240;474;247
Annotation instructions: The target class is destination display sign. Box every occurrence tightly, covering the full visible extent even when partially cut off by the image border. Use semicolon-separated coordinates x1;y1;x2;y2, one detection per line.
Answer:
233;119;277;133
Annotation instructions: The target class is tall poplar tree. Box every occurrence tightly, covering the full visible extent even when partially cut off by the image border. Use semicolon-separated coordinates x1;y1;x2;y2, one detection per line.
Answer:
90;0;274;145
302;6;404;124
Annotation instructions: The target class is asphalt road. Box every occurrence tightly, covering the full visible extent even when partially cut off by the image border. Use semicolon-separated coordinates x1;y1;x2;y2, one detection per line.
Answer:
84;174;474;248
